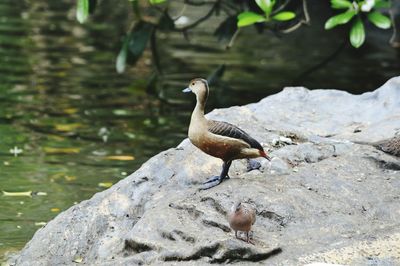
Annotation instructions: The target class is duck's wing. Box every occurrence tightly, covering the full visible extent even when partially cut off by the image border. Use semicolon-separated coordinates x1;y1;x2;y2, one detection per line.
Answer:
251;208;256;225
208;120;263;150
242;204;257;225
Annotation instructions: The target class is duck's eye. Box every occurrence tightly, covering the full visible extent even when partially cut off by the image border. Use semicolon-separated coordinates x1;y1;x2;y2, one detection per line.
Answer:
191;82;195;86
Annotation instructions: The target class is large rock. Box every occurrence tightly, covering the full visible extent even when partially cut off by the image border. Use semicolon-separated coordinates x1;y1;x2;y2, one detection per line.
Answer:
10;78;400;265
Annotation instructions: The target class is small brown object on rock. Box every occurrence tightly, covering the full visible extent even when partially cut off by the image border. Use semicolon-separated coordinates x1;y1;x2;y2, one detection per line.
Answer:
228;202;256;244
376;136;400;157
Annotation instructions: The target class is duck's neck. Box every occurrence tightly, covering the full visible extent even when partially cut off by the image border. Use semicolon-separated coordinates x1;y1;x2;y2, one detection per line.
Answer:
191;93;207;121
188;90;208;139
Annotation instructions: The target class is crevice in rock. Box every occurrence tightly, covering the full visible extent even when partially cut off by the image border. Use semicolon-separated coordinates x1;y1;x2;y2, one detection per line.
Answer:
211;246;282;263
160;231;176;241
132;176;148;186
160;230;196;243
285;132;307;143
160;217;281;263
168;203;203;219
174;230;196;243
163;243;221;261
124;239;153;255
200;197;227;216
258;210;287;226
202;219;231;232
367;157;400;171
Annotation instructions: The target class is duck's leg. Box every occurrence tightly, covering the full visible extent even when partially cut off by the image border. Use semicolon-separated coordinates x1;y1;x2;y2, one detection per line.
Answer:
201;160;232;190
246;159;261;171
245;231;255;244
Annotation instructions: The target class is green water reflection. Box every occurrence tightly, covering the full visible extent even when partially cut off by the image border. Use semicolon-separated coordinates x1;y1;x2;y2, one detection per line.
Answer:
0;0;189;258
0;0;399;260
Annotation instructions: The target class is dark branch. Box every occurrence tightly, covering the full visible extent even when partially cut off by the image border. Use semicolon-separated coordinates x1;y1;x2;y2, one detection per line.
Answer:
292;39;347;84
150;30;163;74
184;0;216;6
279;0;310;34
273;0;291;14
176;0;220;31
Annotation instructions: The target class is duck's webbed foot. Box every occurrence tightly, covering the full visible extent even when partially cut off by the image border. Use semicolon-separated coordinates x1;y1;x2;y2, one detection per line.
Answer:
201;176;225;190
200;160;232;190
246;159;261;172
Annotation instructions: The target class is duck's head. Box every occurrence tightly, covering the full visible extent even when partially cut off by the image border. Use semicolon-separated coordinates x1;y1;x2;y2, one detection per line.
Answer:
183;78;209;101
231;202;242;213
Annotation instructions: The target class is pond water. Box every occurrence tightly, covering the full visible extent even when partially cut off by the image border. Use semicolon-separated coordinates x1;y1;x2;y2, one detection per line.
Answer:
0;0;399;260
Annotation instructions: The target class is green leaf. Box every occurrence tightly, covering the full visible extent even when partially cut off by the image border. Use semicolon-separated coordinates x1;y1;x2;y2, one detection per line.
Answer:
3;190;32;197
367;11;391;29
149;0;166;4
255;0;274;15
272;11;296;21
237;12;266;27
76;0;89;24
98;182;113;188
127;22;154;59
116;21;154;73
325;10;356;30
116;38;129;74
214;16;237;43
330;0;353;9
43;147;81;154
350;17;365;48
375;0;391;9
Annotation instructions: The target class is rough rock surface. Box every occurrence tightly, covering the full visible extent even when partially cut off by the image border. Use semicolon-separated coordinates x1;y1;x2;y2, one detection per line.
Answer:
10;77;400;265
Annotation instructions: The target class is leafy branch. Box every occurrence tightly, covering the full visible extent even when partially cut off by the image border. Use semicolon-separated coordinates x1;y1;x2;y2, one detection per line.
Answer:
75;0;394;74
237;0;296;27
325;0;391;48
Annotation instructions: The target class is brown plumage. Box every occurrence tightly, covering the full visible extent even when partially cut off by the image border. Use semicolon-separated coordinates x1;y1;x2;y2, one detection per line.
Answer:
376;136;400;157
208;120;266;155
228;202;256;243
183;78;270;189
356;136;400;157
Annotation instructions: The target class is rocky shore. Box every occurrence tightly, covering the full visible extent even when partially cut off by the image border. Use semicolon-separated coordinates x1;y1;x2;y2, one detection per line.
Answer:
10;77;400;265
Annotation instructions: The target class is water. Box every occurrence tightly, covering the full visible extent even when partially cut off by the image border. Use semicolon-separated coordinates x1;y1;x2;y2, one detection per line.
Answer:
0;0;399;260
0;0;189;258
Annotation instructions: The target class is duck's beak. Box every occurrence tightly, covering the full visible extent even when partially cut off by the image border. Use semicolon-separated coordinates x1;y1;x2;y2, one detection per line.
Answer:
182;87;191;93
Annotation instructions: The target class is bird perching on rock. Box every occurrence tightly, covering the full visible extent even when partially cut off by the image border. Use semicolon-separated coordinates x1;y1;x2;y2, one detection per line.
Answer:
228;202;256;243
183;78;270;189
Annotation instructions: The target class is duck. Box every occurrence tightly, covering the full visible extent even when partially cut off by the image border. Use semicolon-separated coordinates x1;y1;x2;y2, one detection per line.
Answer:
183;78;270;189
228;202;256;243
